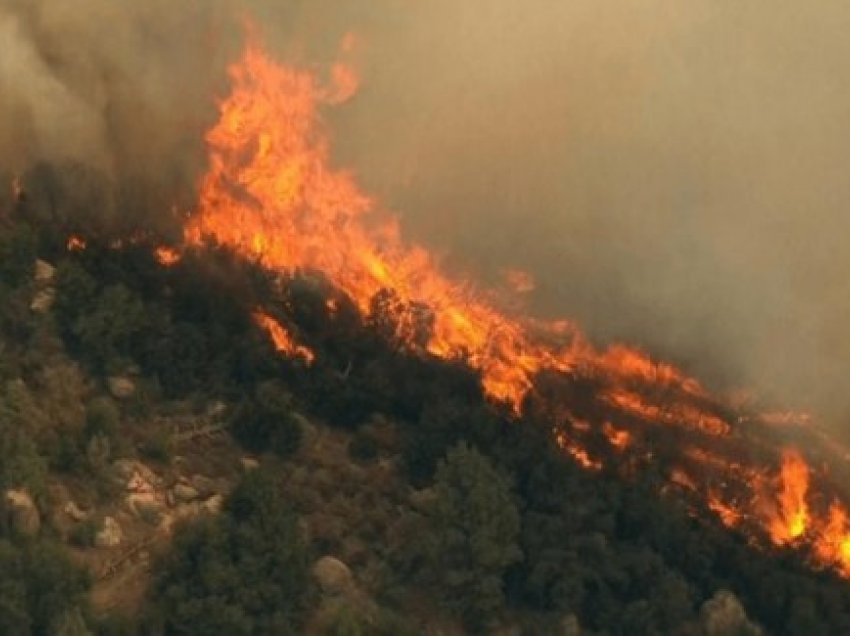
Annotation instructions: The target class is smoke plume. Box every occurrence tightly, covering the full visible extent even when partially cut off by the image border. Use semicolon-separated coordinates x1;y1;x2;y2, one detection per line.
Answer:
2;1;850;425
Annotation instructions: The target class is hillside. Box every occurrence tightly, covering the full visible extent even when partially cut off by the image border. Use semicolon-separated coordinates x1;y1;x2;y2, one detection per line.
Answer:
1;182;850;635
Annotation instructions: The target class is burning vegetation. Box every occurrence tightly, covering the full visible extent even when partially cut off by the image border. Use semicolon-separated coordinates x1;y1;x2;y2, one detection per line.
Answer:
4;19;850;636
181;32;850;582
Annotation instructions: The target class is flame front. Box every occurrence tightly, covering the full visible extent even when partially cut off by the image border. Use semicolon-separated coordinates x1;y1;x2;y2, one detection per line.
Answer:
184;34;722;417
185;33;850;581
766;449;810;544
253;311;315;364
67;235;87;252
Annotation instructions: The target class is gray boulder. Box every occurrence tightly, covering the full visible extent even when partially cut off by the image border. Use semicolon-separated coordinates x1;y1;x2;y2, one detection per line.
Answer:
30;288;56;313
64;501;88;522
108;376;136;400
240;457;260;471
202;494;224;514
189;475;218;498
700;590;762;636
34;259;56;283
172;483;199;503
95;516;122;548
312;556;354;596
5;489;40;536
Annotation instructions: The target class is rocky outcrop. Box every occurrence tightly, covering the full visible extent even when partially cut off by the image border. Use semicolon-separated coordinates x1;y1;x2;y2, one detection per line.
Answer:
172;483;199;503
64;500;89;522
189;475;218;498
107;376;136;400
202;493;224;514
30;260;56;313
312;556;354;596
34;259;55;283
95;516;122;548
700;590;762;636
30;288;55;313
5;489;40;536
240;457;260;471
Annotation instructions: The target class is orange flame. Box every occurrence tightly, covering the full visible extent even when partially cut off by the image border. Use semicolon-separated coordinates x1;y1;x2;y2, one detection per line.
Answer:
602;421;631;451
708;491;743;528
553;428;602;471
182;32;728;419
671;468;697;492
602;387;730;437
67;235;87;252
814;503;850;576
253;311;315;364
183;31;850;580
184;33;595;412
765;449;810;544
155;246;181;267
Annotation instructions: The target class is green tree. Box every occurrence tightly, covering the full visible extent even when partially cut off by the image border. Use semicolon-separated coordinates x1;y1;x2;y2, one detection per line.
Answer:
71;284;146;373
0;538;90;635
0;383;48;500
0;222;36;289
421;442;522;629
230;380;302;458
53;261;98;339
152;470;309;635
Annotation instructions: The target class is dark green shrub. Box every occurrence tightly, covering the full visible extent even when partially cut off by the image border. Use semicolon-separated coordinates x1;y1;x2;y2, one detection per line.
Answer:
68;517;99;548
151;470;309;635
348;430;379;463
85;396;120;439
230;380;302;458
0;222;36;288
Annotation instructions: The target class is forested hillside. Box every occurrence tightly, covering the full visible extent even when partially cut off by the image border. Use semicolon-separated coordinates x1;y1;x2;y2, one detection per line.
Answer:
1;171;849;635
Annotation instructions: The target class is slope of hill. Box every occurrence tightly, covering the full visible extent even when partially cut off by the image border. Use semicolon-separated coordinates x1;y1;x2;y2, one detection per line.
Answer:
3;182;850;635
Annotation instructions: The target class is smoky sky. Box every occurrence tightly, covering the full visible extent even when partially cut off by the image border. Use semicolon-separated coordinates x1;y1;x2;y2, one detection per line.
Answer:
2;1;850;423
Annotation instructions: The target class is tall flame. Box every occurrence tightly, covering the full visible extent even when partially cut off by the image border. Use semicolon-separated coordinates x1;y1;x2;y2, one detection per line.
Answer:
184;34;595;411
766;449;810;544
185;32;850;580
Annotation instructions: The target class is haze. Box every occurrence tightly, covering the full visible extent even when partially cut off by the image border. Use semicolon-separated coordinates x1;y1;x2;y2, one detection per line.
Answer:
2;1;849;423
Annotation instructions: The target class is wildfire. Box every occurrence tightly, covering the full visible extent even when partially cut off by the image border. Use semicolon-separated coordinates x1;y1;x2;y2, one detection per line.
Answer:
815;504;850;576
602;387;730;437
154;246;181;267
670;468;697;492
67;235;87;252
253;311;315;364
183;30;850;581
602;421;631;450
764;449;810;544
708;491;742;527
553;428;602;471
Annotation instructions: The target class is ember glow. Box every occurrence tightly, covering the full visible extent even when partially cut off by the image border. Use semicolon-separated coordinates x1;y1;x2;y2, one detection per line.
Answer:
765;449;810;544
154;246;181;267
602;421;631;451
184;32;850;580
253;311;315;364
66;235;87;252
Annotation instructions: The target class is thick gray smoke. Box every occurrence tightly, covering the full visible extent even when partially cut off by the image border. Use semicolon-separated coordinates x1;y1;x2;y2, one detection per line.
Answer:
2;1;849;424
0;1;240;210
